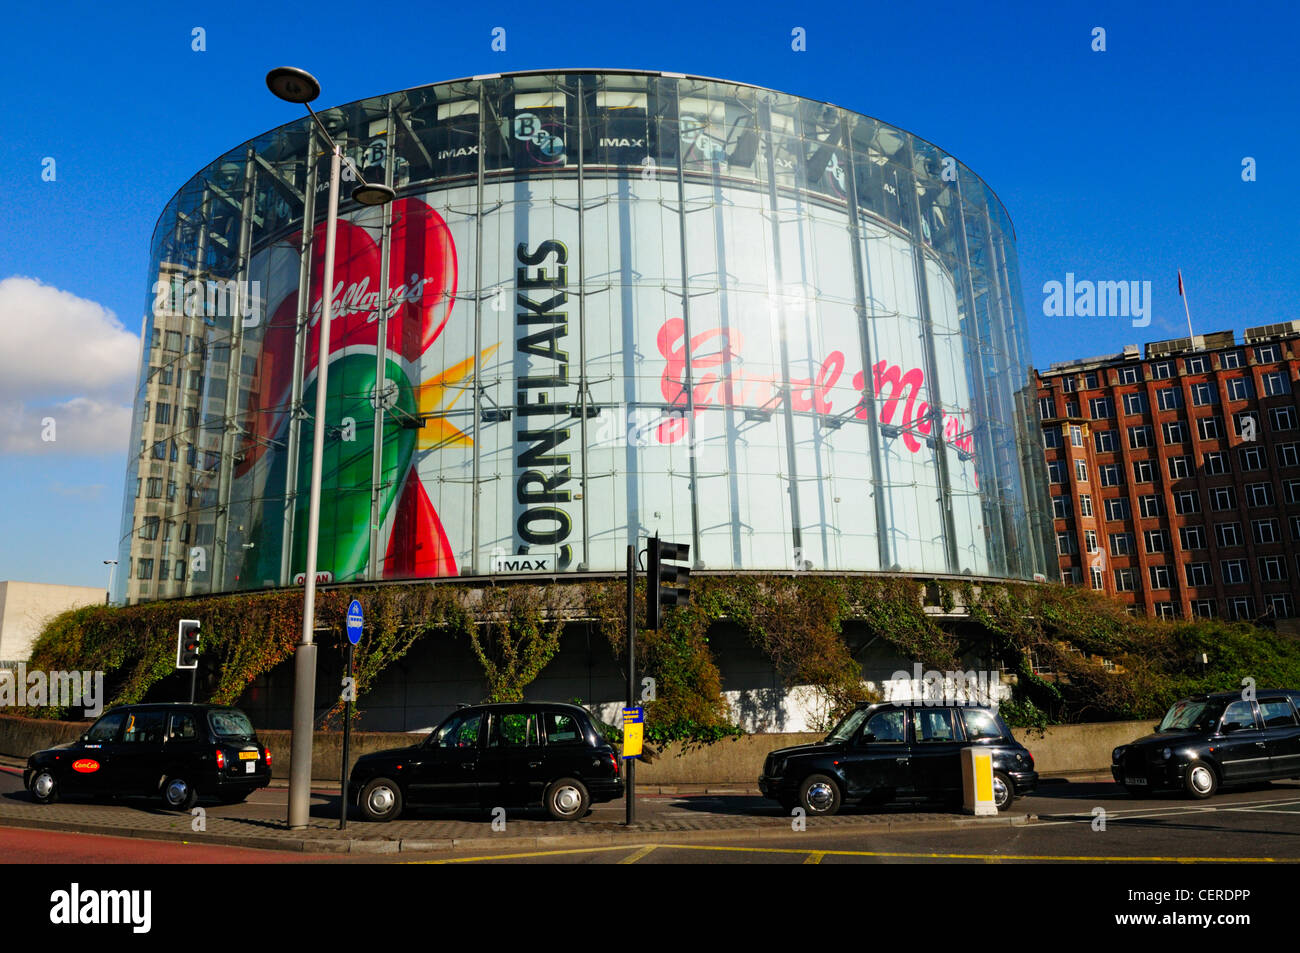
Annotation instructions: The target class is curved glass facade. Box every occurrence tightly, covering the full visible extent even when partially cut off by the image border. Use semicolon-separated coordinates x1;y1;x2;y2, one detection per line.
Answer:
116;69;1052;603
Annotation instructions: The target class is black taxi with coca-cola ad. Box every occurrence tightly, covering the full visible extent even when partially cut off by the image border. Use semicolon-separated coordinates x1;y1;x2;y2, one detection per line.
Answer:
1112;689;1300;798
24;703;272;810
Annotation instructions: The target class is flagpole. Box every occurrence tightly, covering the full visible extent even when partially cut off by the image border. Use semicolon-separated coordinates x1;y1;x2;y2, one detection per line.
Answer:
1179;269;1195;347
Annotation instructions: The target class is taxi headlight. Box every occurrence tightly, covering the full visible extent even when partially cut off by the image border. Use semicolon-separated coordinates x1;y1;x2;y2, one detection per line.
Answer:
1112;746;1126;762
1162;747;1172;760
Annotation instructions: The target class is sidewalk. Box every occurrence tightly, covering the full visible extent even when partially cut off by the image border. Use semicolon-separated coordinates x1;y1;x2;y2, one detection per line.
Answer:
0;760;1033;855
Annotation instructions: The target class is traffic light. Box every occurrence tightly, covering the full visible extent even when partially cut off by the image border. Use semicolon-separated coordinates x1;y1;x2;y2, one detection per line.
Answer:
176;619;200;670
646;535;690;630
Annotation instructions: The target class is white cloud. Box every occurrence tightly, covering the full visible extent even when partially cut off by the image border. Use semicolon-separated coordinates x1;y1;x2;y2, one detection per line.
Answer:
0;277;138;456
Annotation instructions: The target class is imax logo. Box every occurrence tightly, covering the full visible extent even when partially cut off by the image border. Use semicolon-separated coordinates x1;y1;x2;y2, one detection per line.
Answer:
598;137;645;148
489;554;556;574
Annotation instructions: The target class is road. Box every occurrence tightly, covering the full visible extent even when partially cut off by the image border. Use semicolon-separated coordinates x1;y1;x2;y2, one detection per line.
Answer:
4;769;1300;863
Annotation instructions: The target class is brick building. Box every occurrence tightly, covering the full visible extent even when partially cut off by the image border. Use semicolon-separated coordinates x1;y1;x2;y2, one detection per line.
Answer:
1037;324;1300;621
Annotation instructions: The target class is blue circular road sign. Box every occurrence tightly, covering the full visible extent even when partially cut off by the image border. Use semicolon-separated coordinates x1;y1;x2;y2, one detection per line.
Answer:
346;600;364;645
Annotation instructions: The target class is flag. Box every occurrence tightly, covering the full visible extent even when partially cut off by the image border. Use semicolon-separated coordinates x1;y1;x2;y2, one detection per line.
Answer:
1178;270;1185;297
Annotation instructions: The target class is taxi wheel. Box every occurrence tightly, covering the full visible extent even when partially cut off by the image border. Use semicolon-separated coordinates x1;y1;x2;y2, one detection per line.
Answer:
162;775;198;812
29;769;58;805
359;778;403;822
1185;763;1218;799
798;773;842;817
544;777;590;820
992;771;1015;812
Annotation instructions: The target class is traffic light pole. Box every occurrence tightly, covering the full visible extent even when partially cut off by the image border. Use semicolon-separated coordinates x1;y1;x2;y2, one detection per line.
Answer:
625;543;636;826
188;666;197;704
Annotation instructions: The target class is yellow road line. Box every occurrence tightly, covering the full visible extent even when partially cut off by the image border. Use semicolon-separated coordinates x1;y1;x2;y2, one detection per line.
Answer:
411;842;1287;864
803;851;825;864
619;845;658;864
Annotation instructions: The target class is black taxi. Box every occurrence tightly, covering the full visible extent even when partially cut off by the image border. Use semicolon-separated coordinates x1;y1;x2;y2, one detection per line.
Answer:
759;702;1037;815
1112;689;1300;798
24;703;272;811
348;702;623;821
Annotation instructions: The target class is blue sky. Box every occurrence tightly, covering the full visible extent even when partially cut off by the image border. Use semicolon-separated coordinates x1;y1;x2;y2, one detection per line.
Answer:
1;0;1296;587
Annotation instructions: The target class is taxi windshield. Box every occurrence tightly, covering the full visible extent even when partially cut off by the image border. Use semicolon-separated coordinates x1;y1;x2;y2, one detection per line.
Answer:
826;708;871;743
1157;699;1221;732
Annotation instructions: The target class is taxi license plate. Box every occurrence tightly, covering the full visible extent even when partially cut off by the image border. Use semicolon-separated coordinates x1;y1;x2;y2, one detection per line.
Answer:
246;762;255;774
1124;776;1147;786
239;751;258;760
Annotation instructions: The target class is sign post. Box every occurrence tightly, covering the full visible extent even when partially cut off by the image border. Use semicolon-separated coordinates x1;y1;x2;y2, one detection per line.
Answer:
625;544;636;825
341;600;363;830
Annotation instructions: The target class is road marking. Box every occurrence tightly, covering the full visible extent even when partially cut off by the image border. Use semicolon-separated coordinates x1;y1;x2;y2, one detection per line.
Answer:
1033;794;1300;826
803;851;825;865
619;845;657;864
412;842;1288;864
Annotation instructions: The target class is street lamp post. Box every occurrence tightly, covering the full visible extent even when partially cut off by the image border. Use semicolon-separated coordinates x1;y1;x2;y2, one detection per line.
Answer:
266;67;396;830
102;559;117;606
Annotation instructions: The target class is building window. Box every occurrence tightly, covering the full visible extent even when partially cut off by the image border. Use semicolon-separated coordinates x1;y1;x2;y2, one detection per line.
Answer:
1057;532;1077;555
1099;464;1122;487
1292;516;1300;541
1261;372;1290;397
1210;486;1236;511
1149;565;1171;590
1105;497;1131;521
1138;495;1162;518
137;559;154;580
1127;425;1153;449
1271;407;1296;431
1189;383;1216;406
1085;529;1099;553
1234;411;1260;437
1185;355;1209;374
1047;460;1065;484
1151;361;1173;380
1088;397;1112;419
1203;451;1230;475
146;477;164;498
1084;372;1099;389
1285;480;1300;505
1239;446;1265;470
1119;366;1142;384
1216;522;1244;547
1278;444;1300;469
1225;377;1252;402
1123;392;1147;415
1255;344;1281;363
1197;416;1222;440
1246;482;1275;507
1061;376;1076;393
1043;427;1062;449
1227;597;1255;621
1253;519;1280;545
1222;559;1249;585
1162;420;1186;444
1070;425;1083;447
1038;396;1055;420
1144;530;1170;553
1167;455;1193;479
1154;602;1177;620
1053;496;1072;520
1180;525;1206;550
1094;429;1118;452
1268;593;1294;618
1186;562;1211;587
1174;490;1201;514
1090;567;1104;590
1191;599;1218;618
175;560;186;581
1259;556;1287;583
1220;350;1245;370
138;516;160;540
1114;568;1137;592
1132;459;1154;483
1075;459;1088;482
165;331;181;351
1079;495;1094;517
1109;532;1135;556
1156;388;1182;411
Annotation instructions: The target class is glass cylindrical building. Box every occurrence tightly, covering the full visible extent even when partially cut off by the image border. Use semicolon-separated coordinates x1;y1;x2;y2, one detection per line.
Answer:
116;69;1052;604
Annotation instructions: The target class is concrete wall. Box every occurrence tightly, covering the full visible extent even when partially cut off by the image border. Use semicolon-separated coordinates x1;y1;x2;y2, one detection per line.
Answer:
0;581;104;663
0;714;1155;783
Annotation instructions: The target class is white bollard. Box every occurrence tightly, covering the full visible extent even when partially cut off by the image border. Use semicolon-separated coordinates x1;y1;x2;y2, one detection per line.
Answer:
962;747;998;816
